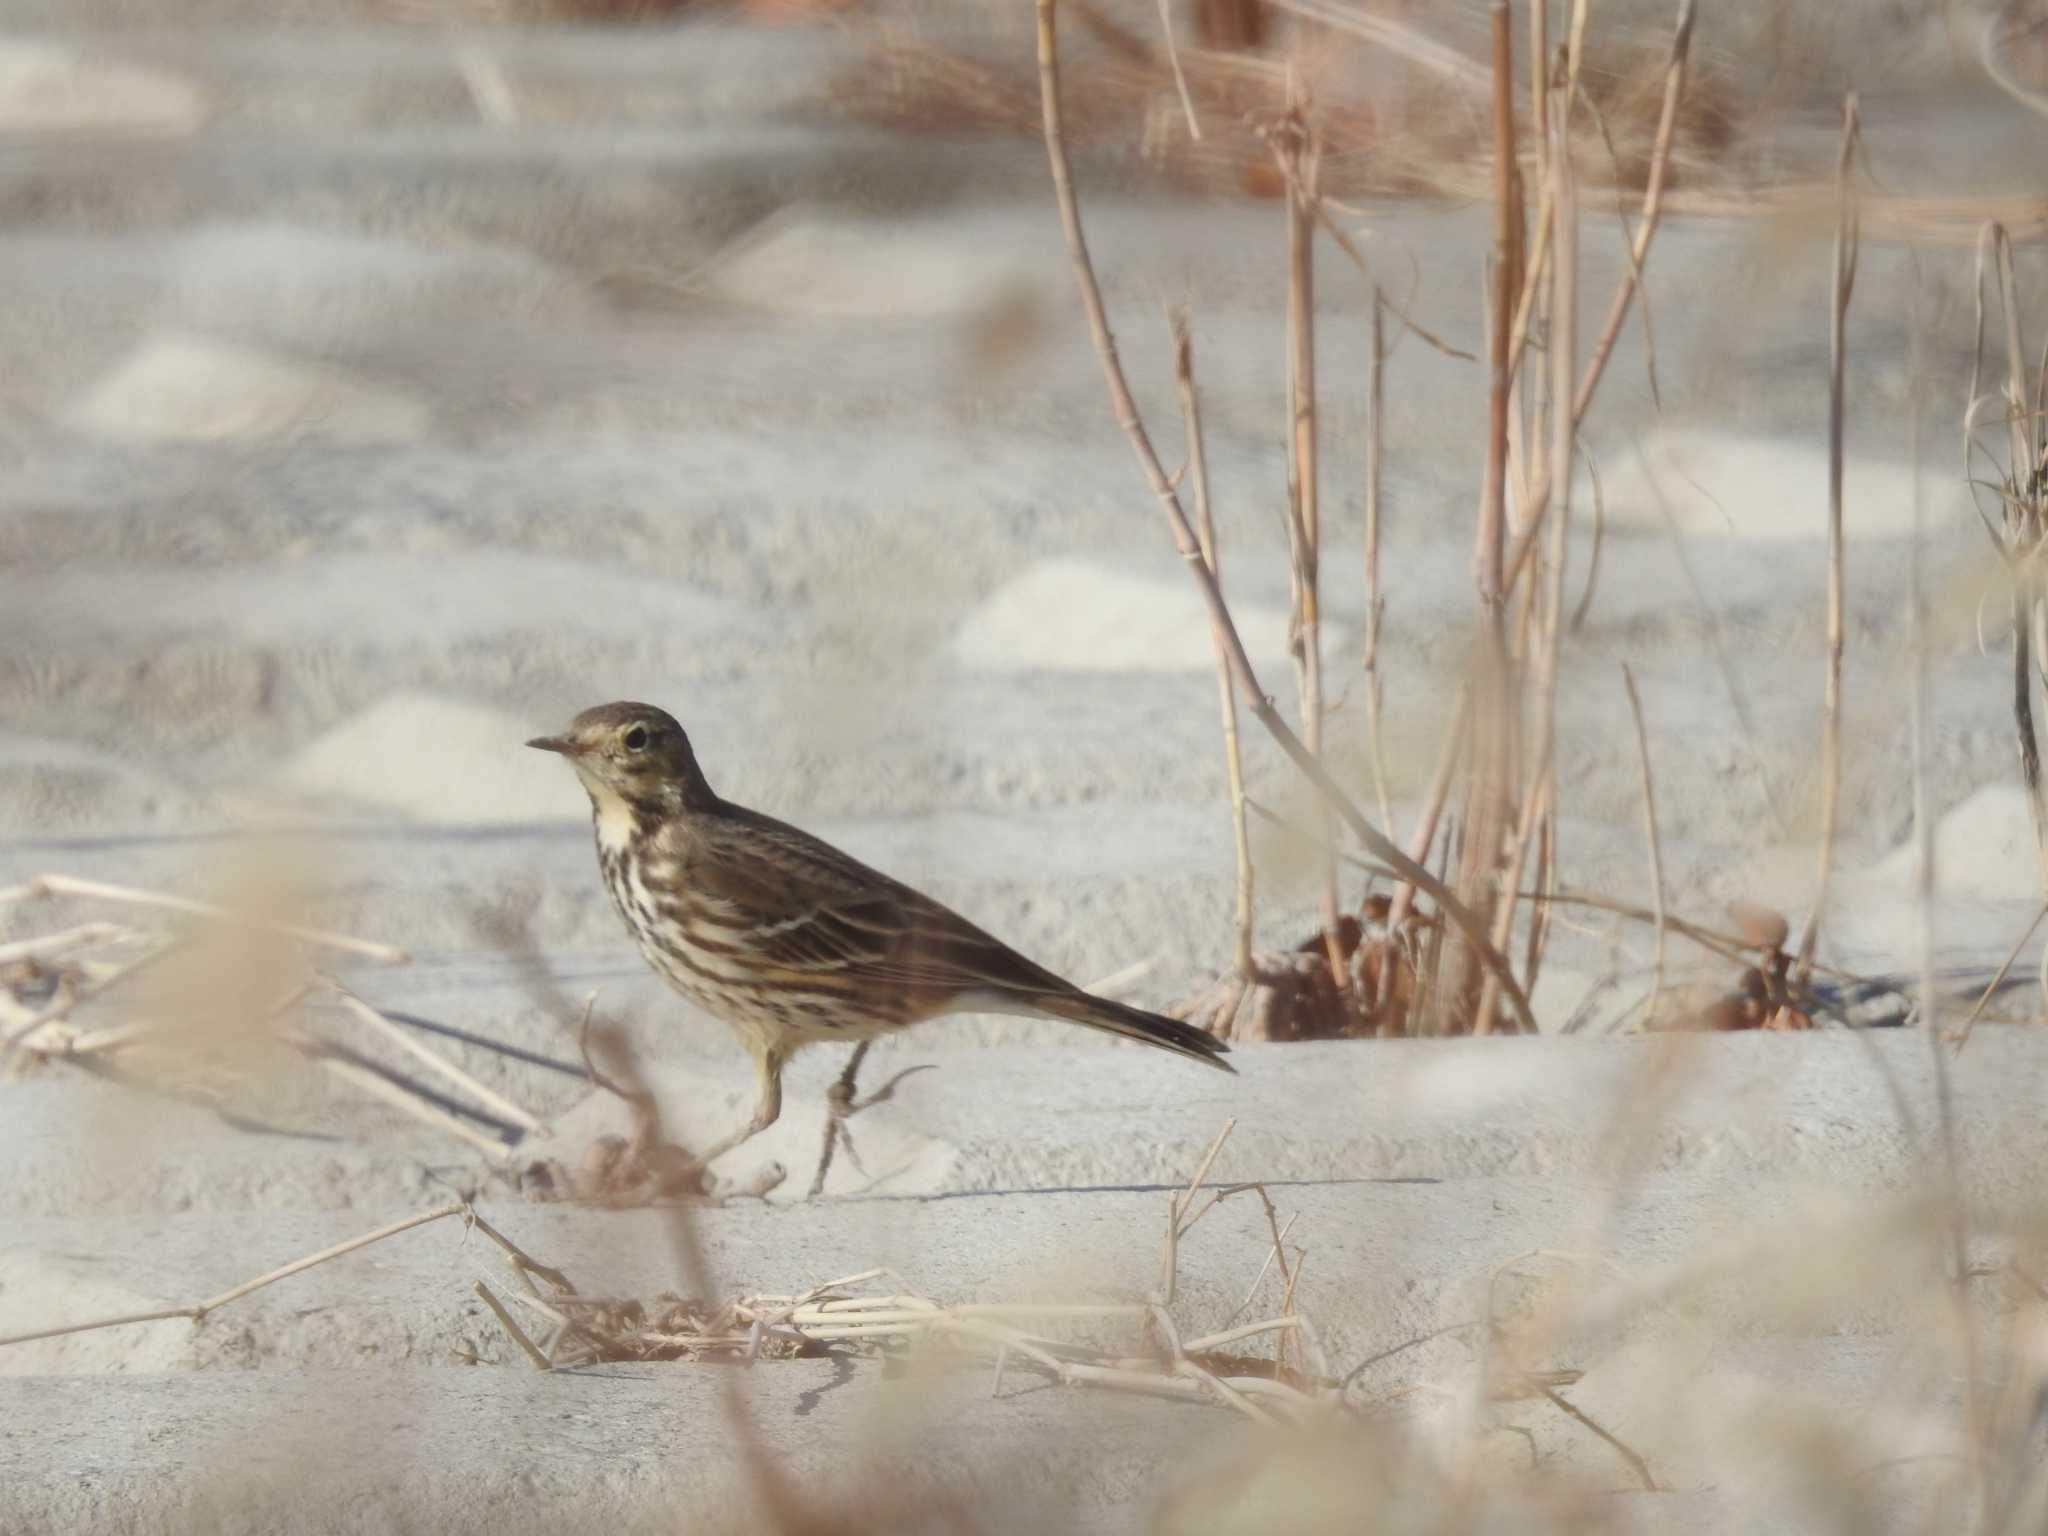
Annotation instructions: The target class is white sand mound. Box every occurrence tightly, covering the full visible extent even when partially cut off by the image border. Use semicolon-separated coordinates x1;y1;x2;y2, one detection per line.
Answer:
68;332;429;444
0;40;203;137
953;559;1310;672
1869;783;2042;903
704;207;1048;321
1592;427;1972;542
274;692;576;825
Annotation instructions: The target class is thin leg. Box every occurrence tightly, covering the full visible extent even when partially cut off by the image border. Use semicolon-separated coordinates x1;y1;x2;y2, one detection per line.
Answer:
690;1045;784;1170
807;1040;872;1198
806;1044;939;1199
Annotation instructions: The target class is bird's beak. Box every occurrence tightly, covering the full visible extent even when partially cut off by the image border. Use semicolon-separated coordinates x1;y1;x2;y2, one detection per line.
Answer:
526;734;579;756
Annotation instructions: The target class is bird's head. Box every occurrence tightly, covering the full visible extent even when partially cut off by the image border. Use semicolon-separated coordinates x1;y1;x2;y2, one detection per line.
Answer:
527;702;712;812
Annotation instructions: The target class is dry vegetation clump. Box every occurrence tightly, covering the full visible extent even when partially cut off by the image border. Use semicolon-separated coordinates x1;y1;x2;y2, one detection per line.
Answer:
1025;0;2048;1047
466;1122;1335;1414
1036;0;1706;1040
0;871;571;1164
844;0;1744;208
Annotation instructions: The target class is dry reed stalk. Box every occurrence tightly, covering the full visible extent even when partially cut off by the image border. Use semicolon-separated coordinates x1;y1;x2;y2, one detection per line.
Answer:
1619;665;1668;1027
1501;0;1696;595
1;936;179;1050
323;979;548;1139
1503;74;1581;1022
308;1052;517;1160
9;929;543;1171
1967;221;2048;900
1153;0;1200;139
1035;0;1536;1033
1475;1;1517;618
1172;309;1257;986
1525;887;1891;992
1479;71;1574;1032
0;873;407;963
1381;678;1473;941
474;1278;553;1369
1441;0;1523;1040
1361;291;1394;836
1162;1115;1237;1307
0;921;145;967
1272;93;1347;993
1459;0;1523;1036
1794;94;1861;985
1569;444;1606;631
1950;898;2048;1052
1537;1382;1659;1491
0;1200;467;1349
467;1207;577;1294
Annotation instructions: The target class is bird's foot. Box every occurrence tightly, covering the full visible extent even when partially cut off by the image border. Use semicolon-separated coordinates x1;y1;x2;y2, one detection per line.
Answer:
806;1047;936;1199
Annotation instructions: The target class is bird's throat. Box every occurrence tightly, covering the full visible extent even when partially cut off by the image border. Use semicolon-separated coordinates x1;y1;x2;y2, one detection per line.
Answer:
586;781;643;856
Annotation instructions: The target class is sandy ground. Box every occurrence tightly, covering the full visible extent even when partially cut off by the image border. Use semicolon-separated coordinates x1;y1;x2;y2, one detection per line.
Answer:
4;0;2048;1530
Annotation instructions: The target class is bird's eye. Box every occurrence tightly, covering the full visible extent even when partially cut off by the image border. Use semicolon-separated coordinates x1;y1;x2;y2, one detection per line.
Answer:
622;726;649;752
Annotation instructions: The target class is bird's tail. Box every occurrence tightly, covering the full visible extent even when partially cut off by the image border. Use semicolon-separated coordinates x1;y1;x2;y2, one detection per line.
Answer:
1037;990;1236;1073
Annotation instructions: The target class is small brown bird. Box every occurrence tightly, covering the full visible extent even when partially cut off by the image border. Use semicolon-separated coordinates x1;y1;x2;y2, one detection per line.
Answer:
529;701;1232;1169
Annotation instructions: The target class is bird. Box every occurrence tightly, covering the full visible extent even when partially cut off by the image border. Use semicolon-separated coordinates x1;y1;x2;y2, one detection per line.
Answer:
528;701;1233;1172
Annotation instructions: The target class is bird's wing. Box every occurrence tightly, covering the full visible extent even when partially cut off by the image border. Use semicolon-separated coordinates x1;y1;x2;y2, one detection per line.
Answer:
688;807;1075;1005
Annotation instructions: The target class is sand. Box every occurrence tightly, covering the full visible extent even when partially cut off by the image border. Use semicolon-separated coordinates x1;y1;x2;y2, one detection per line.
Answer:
3;1;2047;1529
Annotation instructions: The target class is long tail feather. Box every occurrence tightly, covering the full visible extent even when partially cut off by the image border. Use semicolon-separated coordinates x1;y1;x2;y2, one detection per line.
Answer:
1037;991;1236;1072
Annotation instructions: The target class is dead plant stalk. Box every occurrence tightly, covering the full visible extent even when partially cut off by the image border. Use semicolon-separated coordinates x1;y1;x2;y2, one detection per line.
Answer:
0;1202;467;1349
1034;0;1537;1033
1795;94;1861;983
1969;221;2048;896
1273;94;1347;992
1392;0;1691;998
1174;310;1256;983
1464;0;1525;1035
1619;664;1668;1025
1362;291;1394;834
1502;0;1697;594
1481;74;1579;1036
0;873;408;963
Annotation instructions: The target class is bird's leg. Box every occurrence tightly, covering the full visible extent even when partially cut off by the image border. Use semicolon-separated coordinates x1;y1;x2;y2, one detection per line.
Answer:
826;1040;871;1119
807;1044;940;1198
807;1040;873;1198
689;1045;784;1173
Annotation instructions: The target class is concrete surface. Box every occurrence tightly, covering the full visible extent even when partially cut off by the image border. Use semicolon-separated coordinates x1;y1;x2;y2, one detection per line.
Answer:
3;1;2046;1530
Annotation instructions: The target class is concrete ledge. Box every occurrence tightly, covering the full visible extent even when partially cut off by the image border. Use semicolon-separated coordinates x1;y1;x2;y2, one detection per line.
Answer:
0;1353;1944;1535
0;1365;1190;1535
559;1028;2033;1204
6;1029;2028;1217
